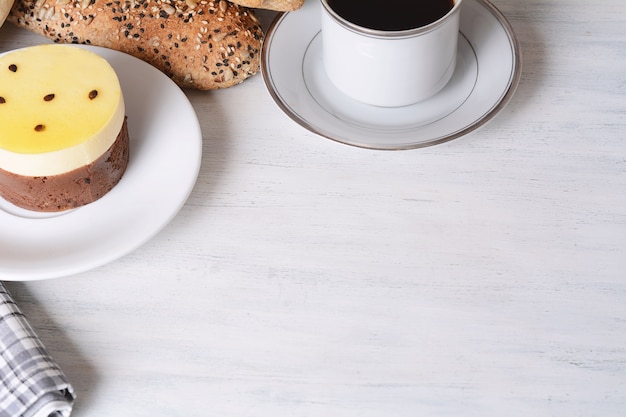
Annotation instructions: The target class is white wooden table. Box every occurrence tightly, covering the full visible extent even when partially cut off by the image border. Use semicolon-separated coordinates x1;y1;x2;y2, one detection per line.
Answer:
2;0;625;415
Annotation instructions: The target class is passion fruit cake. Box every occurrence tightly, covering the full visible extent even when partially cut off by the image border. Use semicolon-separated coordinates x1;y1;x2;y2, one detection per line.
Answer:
0;44;129;212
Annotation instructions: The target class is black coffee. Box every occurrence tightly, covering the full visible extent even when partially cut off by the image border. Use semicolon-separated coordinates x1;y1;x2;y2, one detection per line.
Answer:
326;0;455;31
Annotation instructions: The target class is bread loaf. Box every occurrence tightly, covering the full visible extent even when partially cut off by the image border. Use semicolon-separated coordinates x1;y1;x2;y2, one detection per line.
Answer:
229;0;303;12
8;0;264;90
1;0;14;28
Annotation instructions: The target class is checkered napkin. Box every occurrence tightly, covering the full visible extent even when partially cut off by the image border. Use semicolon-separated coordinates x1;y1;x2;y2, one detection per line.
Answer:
0;283;75;417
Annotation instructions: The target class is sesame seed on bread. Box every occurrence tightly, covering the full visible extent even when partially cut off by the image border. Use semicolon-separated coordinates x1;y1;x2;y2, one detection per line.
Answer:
8;0;264;90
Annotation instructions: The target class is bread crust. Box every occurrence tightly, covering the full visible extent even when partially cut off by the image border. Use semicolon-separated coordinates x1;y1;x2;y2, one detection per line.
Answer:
8;0;264;90
1;0;14;28
229;0;303;12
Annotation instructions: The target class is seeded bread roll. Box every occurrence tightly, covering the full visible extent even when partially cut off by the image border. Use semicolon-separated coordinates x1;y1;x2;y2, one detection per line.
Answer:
8;0;263;90
229;0;303;12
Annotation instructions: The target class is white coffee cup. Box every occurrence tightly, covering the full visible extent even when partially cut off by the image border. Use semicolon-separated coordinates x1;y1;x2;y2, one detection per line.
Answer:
321;0;463;107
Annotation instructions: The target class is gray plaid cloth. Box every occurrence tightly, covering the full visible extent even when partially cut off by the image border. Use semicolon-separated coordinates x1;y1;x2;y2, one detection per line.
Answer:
0;283;75;417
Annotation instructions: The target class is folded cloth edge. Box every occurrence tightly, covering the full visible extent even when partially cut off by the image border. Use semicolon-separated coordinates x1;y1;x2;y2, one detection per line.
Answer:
0;282;76;417
27;394;74;417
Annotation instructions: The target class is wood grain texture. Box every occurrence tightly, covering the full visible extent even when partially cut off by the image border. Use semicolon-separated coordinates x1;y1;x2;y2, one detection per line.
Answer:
1;1;625;416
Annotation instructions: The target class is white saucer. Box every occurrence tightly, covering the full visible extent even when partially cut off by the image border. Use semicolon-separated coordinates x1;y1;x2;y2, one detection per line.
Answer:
262;0;521;150
0;45;202;281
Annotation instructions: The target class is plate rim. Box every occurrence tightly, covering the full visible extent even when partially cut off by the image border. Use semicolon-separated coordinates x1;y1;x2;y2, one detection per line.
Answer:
261;0;522;150
0;44;203;281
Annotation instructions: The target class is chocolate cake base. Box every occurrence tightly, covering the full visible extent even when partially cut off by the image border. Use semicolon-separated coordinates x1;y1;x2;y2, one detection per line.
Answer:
0;118;129;212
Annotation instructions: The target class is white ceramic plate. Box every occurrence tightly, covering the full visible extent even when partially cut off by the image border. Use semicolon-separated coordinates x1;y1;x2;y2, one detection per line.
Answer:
262;0;521;150
0;45;202;281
